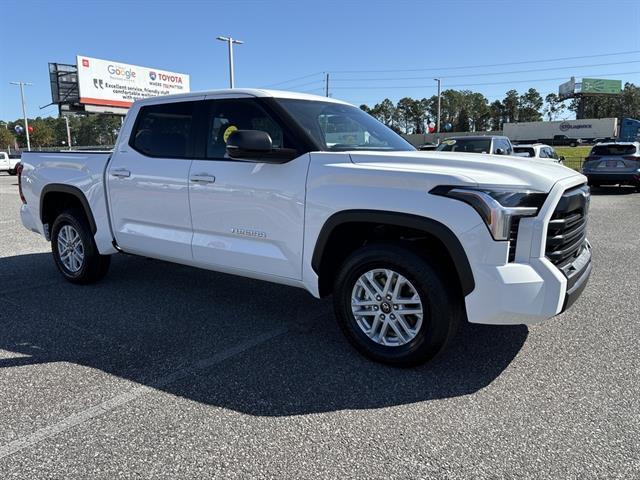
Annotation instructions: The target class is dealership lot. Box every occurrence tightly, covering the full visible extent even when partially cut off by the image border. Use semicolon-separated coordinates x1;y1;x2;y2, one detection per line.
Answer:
0;173;638;478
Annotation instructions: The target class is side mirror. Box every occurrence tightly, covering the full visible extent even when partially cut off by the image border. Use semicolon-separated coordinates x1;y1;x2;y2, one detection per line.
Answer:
559;155;565;161
494;148;505;155
226;130;297;163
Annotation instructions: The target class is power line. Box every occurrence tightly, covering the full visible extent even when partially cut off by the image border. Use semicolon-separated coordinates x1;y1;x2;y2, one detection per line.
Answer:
268;79;324;90
330;71;640;90
330;60;640;82
264;71;324;87
329;50;640;74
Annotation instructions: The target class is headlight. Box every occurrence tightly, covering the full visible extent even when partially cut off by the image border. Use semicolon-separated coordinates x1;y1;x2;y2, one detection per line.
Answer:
430;186;547;240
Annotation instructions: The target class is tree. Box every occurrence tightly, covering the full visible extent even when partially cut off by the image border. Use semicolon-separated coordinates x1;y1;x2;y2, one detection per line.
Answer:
543;93;566;121
456;108;470;132
502;89;519;123
489;100;504;130
0;127;15;150
518;88;543;122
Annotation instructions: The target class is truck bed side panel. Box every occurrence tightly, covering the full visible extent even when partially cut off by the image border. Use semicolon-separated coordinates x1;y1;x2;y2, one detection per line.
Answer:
19;151;117;255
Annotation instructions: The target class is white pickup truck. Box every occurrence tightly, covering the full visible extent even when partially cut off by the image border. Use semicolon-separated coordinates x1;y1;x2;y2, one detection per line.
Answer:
18;89;592;366
0;152;20;175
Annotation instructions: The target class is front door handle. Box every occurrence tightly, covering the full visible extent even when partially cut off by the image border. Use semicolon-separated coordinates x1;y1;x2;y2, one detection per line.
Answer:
110;168;131;178
190;174;216;184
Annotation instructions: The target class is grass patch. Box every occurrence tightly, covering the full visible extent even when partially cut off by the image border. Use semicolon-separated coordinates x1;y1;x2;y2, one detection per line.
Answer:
555;146;592;171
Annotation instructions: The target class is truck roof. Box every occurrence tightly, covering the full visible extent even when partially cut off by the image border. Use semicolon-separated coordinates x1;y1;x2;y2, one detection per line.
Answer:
133;88;351;107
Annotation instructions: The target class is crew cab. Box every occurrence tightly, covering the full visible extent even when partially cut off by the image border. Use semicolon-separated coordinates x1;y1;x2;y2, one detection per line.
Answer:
435;135;514;155
513;144;564;163
0;152;19;175
18;89;592;366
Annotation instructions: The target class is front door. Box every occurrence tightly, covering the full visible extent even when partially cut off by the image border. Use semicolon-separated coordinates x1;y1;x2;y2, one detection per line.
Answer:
107;98;202;263
189;97;309;279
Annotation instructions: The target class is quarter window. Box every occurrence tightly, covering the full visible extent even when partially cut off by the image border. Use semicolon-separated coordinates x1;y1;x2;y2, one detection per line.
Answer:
130;101;196;158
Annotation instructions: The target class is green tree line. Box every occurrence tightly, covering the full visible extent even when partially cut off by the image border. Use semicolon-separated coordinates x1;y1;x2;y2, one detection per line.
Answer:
0;115;122;150
360;83;640;134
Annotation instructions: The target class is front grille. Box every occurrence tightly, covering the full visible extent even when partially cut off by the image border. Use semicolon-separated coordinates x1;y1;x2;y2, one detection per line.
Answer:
508;218;520;262
546;184;590;269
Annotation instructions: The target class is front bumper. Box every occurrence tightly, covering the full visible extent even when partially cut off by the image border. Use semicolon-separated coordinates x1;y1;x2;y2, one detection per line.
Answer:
462;176;591;326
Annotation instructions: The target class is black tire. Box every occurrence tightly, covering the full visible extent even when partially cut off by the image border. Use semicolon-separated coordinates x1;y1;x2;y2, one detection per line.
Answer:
8;169;16;176
51;208;111;284
333;243;462;367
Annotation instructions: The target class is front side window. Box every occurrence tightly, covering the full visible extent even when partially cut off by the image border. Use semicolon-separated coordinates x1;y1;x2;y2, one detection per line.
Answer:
130;101;195;158
276;99;414;152
205;99;286;159
437;138;491;153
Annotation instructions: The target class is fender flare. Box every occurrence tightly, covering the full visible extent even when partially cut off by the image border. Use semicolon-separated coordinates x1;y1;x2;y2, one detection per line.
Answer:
40;184;98;235
311;210;475;296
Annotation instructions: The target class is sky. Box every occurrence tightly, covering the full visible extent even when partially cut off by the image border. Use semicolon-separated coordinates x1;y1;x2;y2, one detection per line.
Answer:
1;0;639;121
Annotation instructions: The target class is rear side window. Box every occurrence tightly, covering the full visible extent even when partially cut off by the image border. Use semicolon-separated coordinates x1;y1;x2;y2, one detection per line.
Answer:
591;144;637;156
130;101;196;158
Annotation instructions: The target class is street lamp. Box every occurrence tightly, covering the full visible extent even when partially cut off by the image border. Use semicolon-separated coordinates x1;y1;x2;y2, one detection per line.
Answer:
434;78;441;136
10;81;33;151
216;36;244;88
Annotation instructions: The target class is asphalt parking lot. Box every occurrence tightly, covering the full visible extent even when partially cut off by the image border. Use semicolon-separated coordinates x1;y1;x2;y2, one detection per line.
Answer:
0;173;638;479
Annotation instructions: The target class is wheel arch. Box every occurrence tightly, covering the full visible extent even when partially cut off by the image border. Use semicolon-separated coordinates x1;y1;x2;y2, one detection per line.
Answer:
40;184;97;235
311;210;475;298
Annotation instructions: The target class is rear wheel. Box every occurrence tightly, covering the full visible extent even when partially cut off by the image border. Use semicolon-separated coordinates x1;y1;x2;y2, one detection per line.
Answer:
51;209;110;284
333;243;462;367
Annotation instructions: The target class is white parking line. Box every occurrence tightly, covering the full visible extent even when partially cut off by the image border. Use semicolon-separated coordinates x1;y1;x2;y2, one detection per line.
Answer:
0;326;288;459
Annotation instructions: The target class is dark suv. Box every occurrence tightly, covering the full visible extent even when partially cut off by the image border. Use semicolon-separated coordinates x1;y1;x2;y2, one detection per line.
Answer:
436;136;514;155
582;142;640;189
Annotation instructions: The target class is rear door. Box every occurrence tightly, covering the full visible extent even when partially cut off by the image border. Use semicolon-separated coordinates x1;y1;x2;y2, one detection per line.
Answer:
107;97;203;262
590;144;638;172
188;96;310;279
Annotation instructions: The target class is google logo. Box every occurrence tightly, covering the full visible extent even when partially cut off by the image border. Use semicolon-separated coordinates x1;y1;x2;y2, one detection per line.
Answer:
107;65;137;80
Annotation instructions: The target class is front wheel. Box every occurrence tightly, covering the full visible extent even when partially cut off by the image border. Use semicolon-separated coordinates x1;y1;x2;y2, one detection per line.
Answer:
51;209;110;284
333;243;462;367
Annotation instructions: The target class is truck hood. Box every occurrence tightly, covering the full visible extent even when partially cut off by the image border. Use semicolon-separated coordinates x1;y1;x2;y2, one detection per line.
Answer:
348;150;584;192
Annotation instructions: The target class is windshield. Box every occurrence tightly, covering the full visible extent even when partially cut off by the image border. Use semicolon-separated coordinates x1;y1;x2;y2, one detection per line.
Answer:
591;144;637;156
436;138;492;153
275;99;415;152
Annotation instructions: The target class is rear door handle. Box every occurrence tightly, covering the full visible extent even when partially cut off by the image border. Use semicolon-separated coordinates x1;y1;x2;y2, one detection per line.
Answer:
190;174;216;184
110;168;131;178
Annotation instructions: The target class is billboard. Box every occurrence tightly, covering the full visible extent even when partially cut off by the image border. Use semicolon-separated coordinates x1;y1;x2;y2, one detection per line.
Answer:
76;55;190;109
580;78;622;95
558;78;575;99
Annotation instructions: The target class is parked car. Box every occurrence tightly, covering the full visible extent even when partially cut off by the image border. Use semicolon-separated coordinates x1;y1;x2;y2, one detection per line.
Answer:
581;142;640;189
417;143;437;151
435;135;514;155
513;144;564;163
18;89;592;366
0;152;20;175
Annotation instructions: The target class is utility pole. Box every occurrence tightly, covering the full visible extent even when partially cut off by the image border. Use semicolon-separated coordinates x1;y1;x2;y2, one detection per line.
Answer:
63;116;72;148
10;81;33;151
325;73;330;97
434;78;441;136
216;36;244;88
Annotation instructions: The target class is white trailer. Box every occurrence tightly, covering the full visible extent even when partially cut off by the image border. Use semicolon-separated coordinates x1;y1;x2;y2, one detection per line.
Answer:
504;118;618;143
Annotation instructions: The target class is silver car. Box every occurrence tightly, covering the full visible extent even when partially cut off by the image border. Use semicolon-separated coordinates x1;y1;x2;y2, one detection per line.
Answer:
582;142;640;189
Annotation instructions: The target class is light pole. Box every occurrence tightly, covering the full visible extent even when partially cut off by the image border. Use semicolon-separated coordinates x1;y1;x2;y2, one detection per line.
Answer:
63;116;72;149
10;81;33;151
434;78;441;136
216;36;244;88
